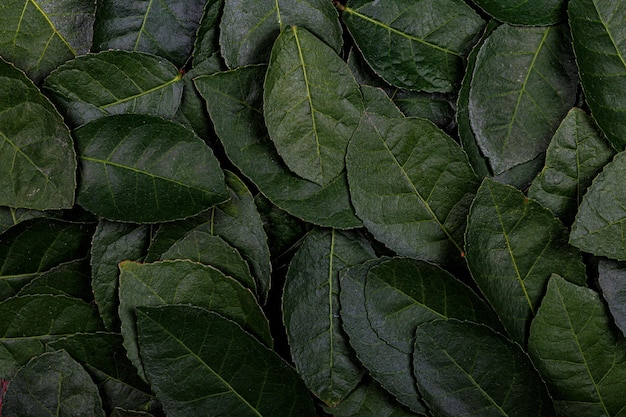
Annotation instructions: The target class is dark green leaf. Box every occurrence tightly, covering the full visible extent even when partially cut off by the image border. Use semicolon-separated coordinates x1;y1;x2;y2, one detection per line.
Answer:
92;0;206;67
194;65;361;228
264;26;363;186
0;207;59;235
0;58;76;209
340;0;485;92
529;275;626;416
346;113;478;264
192;0;226;74
220;0;342;68
0;0;95;82
360;85;404;118
598;259;626;336
43;51;184;128
283;228;375;406
173;70;215;141
392;90;455;130
2;350;106;417
569;0;626;150
470;0;566;25
414;319;555;417
136;304;316;417
74;114;228;223
468;24;579;185
17;258;92;301
110;409;155;417
465;178;587;345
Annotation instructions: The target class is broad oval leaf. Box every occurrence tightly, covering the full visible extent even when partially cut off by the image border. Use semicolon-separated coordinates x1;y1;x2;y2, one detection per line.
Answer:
220;0;342;68
194;65;361;228
339;0;485;92
468;24;579;184
3;350;106;417
0;0;95;82
0;58;76;210
414;319;555;417
529;275;626;417
465;178;587;345
470;0;566;25
264;26;363;186
528;108;616;225
598;259;626;336
346;113;478;264
283;228;375;406
570;150;626;260
43;51;184;128
92;0;207;67
569;0;626;150
136;304;317;417
74;114;228;223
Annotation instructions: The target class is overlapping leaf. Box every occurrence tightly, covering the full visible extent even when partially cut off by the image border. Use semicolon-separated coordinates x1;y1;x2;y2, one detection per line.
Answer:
17;259;92;302
598;259;626;336
191;0;226;74
470;0;566;25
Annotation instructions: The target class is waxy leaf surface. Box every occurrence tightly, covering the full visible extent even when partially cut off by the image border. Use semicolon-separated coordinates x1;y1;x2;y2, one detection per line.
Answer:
598;259;626;336
470;0;566;25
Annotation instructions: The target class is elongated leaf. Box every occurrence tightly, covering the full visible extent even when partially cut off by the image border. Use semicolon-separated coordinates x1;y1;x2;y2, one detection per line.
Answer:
340;0;484;92
93;0;206;67
137;305;316;417
414;319;555;417
220;0;342;68
470;0;566;25
265;26;363;186
2;350;106;417
194;66;361;228
598;259;626;336
74;114;228;223
192;0;226;74
468;24;579;184
283;228;375;406
465;178;587;345
529;275;626;416
346;113;478;264
528;108;616;225
0;58;76;209
17;259;92;301
0;0;95;82
570;151;626;260
43;51;184;128
569;0;626;150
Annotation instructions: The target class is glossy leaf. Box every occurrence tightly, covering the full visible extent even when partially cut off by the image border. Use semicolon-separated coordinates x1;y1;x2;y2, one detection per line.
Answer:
264;26;363;186
414;319;555;417
528;108;616;225
74;114;228;223
570;151;626;260
529;275;626;416
136;304;317;417
220;0;342;68
470;0;566;25
0;0;95;82
283;228;375;406
569;0;626;150
43;51;184;127
0;58;76;209
2;350;106;417
340;0;485;92
465;178;587;345
346;113;478;264
92;0;206;67
194;65;361;228
468;24;579;184
17;258;92;301
598;259;626;336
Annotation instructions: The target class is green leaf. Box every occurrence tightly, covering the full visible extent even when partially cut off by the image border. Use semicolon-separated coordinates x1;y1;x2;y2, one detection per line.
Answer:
569;0;626;150
414;319;555;417
340;0;485;92
529;275;626;416
92;0;207;67
468;24;579;185
110;409;155;417
528;108;615;225
470;0;566;25
598;259;626;336
2;350;106;417
264;26;363;186
17;258;92;301
0;207;59;235
283;228;375;406
219;0;342;68
360;85;404;118
570;151;626;260
0;0;95;82
118;259;272;380
194;65;361;228
43;51;184;128
392;91;455;130
346;113;478;264
192;0;226;74
465;178;587;345
74;114;228;223
0;58;76;210
136;304;317;417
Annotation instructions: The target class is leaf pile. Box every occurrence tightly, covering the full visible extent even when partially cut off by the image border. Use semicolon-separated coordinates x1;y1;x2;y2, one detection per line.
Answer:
1;0;626;416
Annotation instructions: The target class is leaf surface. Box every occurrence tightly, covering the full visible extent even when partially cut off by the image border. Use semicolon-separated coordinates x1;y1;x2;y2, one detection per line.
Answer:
470;0;566;25
192;0;226;74
598;259;626;336
17;258;92;302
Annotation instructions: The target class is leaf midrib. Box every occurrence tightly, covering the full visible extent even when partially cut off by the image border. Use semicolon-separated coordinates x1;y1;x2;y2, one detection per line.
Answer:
99;72;182;110
14;1;77;56
590;0;626;72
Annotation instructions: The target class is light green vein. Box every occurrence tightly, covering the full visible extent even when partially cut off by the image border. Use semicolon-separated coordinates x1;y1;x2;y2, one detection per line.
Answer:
591;1;626;72
100;72;182;110
28;0;77;56
134;0;155;50
327;229;336;377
